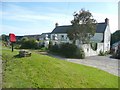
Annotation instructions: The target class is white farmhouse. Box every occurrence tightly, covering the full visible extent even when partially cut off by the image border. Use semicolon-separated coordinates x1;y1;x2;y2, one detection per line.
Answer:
50;18;111;56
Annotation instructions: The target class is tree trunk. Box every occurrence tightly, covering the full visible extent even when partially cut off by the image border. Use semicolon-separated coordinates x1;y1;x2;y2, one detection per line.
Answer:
73;39;76;44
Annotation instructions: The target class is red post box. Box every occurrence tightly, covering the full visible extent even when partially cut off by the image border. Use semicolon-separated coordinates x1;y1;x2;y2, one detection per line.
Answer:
9;33;16;42
9;33;16;52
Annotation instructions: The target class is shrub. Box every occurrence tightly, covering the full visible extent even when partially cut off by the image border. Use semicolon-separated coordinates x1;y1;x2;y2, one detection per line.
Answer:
98;50;106;56
49;43;85;59
115;45;120;59
75;48;85;59
59;43;77;58
20;37;38;49
49;43;60;53
39;47;48;52
48;41;53;49
105;51;110;55
90;42;97;51
14;44;21;49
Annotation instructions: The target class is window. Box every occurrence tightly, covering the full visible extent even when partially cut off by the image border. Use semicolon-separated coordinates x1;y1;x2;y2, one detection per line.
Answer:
61;35;64;40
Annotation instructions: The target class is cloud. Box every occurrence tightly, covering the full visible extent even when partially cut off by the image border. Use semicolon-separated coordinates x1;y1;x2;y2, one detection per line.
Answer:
1;25;27;35
1;0;119;2
1;3;72;24
1;3;118;35
2;9;73;25
1;24;40;35
93;12;118;33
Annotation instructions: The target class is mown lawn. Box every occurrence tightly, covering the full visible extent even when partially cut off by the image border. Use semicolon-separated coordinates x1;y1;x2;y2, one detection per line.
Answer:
2;47;118;88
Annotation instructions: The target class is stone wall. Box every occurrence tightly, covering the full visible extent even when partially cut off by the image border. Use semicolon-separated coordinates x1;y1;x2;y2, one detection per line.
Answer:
81;43;104;57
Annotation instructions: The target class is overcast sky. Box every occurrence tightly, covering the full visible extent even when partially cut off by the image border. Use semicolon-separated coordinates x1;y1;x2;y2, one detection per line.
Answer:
0;2;118;36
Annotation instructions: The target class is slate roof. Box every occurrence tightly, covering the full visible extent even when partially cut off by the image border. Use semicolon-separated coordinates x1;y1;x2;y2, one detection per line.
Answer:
96;23;107;33
51;23;107;34
40;32;51;38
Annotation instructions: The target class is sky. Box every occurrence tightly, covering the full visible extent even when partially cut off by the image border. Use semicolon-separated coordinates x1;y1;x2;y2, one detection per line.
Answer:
118;1;120;30
0;2;118;36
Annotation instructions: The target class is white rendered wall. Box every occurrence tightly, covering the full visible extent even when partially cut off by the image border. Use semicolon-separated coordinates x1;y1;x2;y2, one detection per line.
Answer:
103;25;111;52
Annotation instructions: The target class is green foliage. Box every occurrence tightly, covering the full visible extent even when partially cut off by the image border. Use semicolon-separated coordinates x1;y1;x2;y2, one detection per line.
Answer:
48;40;53;49
20;37;29;42
67;9;97;44
39;47;48;52
49;44;60;53
116;46;120;59
60;43;77;58
2;47;118;88
75;48;85;59
20;37;38;49
1;34;8;42
14;44;21;49
2;41;7;47
113;45;120;59
90;42;97;51
49;43;85;59
98;50;107;56
111;30;120;45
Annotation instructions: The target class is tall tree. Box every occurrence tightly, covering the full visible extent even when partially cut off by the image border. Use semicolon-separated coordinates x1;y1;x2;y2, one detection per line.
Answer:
67;9;97;44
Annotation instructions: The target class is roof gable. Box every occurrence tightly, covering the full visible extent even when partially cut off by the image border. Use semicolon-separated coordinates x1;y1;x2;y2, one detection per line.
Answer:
51;25;71;34
51;23;107;34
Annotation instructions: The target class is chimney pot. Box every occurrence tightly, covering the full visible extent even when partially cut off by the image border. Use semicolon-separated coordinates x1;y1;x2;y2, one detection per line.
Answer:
105;18;109;25
55;23;58;27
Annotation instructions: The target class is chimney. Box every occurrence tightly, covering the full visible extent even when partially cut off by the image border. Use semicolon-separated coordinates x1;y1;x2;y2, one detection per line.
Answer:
105;18;109;25
55;23;58;27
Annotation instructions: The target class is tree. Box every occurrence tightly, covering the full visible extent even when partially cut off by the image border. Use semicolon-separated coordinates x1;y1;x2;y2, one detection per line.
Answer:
111;30;120;45
1;34;8;42
20;37;38;49
67;9;97;44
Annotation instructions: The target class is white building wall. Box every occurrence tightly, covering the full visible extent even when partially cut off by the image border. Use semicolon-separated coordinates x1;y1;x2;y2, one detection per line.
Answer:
81;43;104;57
103;25;111;52
51;33;72;44
50;32;108;56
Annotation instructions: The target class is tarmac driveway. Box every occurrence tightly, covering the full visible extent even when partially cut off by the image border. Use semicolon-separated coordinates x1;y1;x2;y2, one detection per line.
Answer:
65;55;119;76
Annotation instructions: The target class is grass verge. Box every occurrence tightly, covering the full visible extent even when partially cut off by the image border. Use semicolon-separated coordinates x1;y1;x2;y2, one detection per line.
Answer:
2;47;118;88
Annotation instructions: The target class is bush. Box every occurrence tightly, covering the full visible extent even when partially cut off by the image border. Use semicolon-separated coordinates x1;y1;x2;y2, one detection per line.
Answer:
49;43;85;59
105;51;110;55
49;43;60;53
115;45;120;59
60;43;77;58
98;50;106;56
14;44;21;49
39;47;48;52
20;37;38;49
75;48;85;59
90;42;97;51
48;41;53;49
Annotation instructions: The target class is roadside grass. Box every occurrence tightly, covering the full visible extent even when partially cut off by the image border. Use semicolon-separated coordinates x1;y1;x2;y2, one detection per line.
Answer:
2;47;118;88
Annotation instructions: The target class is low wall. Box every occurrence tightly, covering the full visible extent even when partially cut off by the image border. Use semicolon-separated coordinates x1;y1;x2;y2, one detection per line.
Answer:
80;43;104;57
